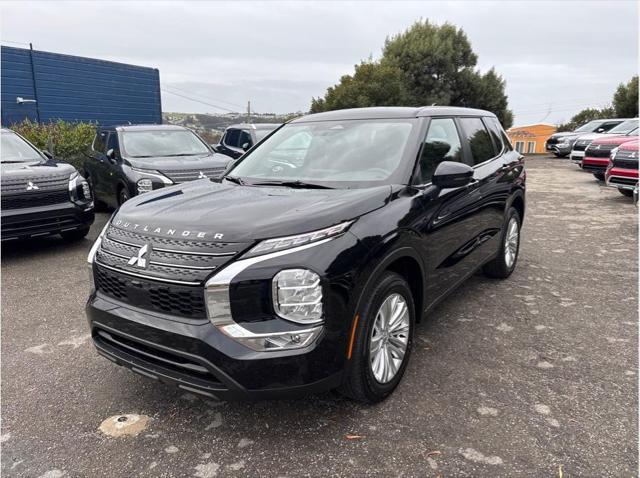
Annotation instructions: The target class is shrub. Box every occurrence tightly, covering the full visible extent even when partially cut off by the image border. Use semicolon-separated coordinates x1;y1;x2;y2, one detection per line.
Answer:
10;120;96;170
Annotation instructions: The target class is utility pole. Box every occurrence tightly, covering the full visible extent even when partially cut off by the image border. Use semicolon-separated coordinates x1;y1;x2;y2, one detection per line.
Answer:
247;100;251;123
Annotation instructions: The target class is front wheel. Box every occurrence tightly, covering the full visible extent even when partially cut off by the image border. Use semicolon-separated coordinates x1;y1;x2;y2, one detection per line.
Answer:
118;187;130;206
594;172;605;181
339;271;415;403
483;207;521;279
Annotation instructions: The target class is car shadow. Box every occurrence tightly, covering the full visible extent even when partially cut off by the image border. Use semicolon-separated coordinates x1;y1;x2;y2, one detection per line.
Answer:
1;235;93;264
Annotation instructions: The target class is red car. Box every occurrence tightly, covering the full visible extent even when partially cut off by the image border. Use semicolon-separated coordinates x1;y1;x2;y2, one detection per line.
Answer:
605;138;638;197
582;128;638;180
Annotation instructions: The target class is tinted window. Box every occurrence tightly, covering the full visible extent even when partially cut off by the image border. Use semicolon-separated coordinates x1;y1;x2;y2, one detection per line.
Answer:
225;129;240;148
599;121;623;132
415;118;463;184
459;117;496;165
484;117;505;153
93;131;108;153
238;130;252;148
107;132;119;152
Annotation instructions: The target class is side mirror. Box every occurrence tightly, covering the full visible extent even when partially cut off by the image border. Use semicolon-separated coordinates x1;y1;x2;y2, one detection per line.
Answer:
106;149;116;161
211;144;220;153
241;142;250;151
432;161;474;189
596;128;605;133
42;150;53;160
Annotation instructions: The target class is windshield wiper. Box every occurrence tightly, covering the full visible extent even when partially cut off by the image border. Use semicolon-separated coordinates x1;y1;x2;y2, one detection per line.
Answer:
250;180;333;189
224;175;246;185
1;160;33;164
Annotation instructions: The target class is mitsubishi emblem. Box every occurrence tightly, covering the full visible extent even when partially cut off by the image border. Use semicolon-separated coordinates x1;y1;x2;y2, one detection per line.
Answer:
26;181;39;191
198;171;207;179
128;244;150;268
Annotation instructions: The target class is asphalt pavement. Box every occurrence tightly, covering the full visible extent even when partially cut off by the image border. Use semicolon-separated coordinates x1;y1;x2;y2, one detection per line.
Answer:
1;157;637;477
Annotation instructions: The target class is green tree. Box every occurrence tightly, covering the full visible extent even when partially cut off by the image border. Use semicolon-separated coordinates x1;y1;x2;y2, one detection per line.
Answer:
556;107;615;132
310;60;408;113
613;75;639;118
310;20;514;128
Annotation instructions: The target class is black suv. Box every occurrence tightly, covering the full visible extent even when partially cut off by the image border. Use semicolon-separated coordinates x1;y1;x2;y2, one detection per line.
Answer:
214;123;281;159
86;107;525;403
84;125;232;208
1;128;94;241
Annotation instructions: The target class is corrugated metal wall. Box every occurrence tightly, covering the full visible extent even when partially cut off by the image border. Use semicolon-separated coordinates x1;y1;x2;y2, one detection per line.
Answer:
1;46;162;126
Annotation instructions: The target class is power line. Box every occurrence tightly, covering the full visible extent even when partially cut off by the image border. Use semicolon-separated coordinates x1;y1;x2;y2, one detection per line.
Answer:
162;85;244;110
160;88;238;113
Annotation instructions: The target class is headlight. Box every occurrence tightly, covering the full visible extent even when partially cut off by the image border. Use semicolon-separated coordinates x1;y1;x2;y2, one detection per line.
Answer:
272;269;322;324
69;172;92;205
87;219;111;292
137;178;153;194
610;147;619;159
131;167;173;185
245;221;353;257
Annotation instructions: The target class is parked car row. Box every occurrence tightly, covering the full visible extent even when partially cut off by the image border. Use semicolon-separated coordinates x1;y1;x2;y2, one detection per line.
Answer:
545;119;639;199
0;123;281;241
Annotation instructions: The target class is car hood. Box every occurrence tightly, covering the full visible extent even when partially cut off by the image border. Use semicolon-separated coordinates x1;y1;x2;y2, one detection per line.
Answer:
550;132;580;140
126;153;232;171
575;133;605;142
590;134;639;146
619;139;639;151
0;159;76;181
112;180;392;243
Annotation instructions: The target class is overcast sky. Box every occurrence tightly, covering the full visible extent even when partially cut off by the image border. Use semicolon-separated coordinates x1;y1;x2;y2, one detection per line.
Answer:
2;1;638;126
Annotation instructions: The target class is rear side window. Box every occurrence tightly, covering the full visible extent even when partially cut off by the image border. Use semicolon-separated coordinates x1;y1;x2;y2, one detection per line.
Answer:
92;131;108;153
484;117;506;153
459;117;496;165
414;118;463;184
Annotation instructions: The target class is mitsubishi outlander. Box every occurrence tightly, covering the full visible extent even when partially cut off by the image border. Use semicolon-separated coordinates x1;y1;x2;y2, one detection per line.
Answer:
86;107;525;403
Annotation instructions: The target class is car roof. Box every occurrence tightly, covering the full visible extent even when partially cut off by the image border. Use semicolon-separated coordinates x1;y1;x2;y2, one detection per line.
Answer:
226;123;282;130
290;106;497;123
98;124;188;133
1;127;15;133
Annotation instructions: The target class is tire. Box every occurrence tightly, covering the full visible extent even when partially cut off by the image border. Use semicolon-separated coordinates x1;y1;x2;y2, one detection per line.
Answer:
482;207;521;279
118;186;130;206
619;188;634;198
60;227;90;241
339;271;415;403
593;173;605;181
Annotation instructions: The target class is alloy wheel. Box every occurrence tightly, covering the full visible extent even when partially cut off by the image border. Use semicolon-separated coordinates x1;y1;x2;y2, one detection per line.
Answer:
504;216;519;269
369;293;410;384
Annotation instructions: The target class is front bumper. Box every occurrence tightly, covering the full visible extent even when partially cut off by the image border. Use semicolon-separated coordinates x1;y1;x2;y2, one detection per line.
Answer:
547;143;572;155
87;293;343;400
1;202;94;241
606;167;639;190
581;157;609;174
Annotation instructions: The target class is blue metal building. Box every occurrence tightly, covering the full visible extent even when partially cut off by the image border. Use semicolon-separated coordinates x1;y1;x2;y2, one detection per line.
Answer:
1;46;162;126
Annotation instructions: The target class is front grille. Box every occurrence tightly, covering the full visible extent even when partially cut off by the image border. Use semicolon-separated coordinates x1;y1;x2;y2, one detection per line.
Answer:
609;176;638;187
159;168;226;184
585;144;616;158
95;266;207;318
615;150;639;161
582;163;606;173
573;142;590;152
613;158;638;170
1;173;70;193
1;190;70;209
94;225;252;318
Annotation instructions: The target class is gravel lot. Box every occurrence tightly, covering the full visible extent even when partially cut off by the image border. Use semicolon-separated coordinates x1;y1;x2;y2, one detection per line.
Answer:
2;157;637;477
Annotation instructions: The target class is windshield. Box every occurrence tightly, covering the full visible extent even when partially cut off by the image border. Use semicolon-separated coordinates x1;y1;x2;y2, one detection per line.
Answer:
121;130;210;158
609;119;639;135
1;132;43;163
228;119;418;188
574;121;601;133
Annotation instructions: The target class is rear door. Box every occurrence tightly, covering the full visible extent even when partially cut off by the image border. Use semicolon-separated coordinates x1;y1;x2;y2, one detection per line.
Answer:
219;128;244;159
102;132;123;204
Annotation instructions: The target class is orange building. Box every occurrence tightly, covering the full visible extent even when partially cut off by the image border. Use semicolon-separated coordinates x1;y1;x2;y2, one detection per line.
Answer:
506;124;557;154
